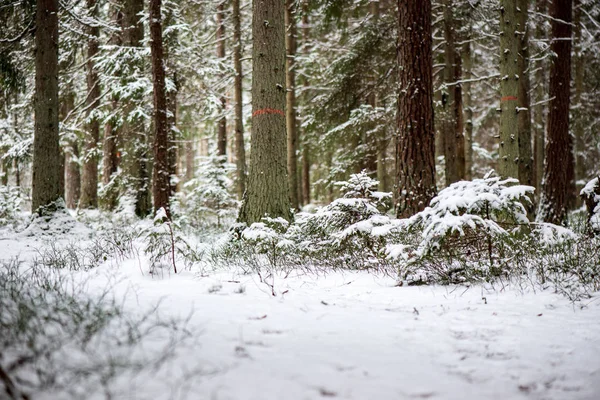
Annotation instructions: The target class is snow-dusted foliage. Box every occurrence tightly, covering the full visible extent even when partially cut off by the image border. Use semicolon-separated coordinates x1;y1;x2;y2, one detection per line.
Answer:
0;185;21;225
0;258;194;399
384;173;533;284
183;155;239;228
580;176;600;233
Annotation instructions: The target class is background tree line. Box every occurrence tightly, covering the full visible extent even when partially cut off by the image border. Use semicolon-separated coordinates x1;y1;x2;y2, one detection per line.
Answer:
0;0;598;226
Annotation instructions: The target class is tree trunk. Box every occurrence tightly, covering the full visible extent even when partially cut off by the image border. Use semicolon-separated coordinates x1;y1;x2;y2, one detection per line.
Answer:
238;0;291;224
441;0;464;186
150;0;170;217
232;0;247;200
285;0;299;211
499;0;520;179
79;0;101;209
454;45;466;182
167;73;178;195
517;0;534;187
573;0;585;195
32;0;61;213
216;2;227;158
60;91;79;208
395;0;437;218
123;0;150;217
300;0;311;205
463;38;474;180
539;0;573;224
533;0;547;193
102;7;122;210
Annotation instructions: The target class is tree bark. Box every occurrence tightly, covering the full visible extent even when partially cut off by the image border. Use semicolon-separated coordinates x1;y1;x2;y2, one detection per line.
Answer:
300;0;311;204
395;0;437;218
32;0;61;213
441;0;464;185
216;1;227;158
102;7;122;209
539;0;573;224
463;38;474;180
60;91;79;208
150;0;170;217
533;0;547;193
238;0;291;224
573;0;585;194
232;0;247;200
123;0;150;217
517;0;534;187
79;0;101;209
285;0;299;211
499;0;520;179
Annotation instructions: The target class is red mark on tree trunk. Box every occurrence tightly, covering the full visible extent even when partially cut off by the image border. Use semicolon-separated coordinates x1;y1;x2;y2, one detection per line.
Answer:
252;108;285;117
501;96;518;102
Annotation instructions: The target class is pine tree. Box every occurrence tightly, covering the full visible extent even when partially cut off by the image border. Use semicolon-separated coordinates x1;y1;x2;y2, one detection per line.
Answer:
238;0;291;224
539;0;574;224
395;0;437;218
517;0;534;187
499;0;521;179
232;0;247;200
285;0;299;211
32;0;61;213
150;0;171;216
79;0;101;209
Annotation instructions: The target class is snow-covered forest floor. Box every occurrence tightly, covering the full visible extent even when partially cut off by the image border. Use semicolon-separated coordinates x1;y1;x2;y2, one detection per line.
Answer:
1;210;599;400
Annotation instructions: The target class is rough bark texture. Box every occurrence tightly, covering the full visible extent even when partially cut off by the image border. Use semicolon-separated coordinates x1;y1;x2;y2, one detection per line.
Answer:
238;0;291;224
79;0;101;209
533;0;547;192
517;0;534;187
232;0;247;200
463;38;474;180
441;0;463;186
285;0;299;211
539;0;573;224
150;0;170;217
573;0;585;195
216;2;227;158
395;0;437;218
32;0;61;212
499;0;520;179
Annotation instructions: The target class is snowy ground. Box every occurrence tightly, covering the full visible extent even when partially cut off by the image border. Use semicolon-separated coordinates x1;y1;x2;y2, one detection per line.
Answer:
1;227;600;400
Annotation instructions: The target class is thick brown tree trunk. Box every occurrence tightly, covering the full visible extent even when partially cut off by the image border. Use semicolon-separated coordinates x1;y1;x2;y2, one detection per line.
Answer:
32;0;61;213
79;0;101;209
441;0;464;186
150;0;170;217
285;0;299;211
238;0;291;224
499;0;520;179
517;0;534;187
539;0;573;224
232;0;247;200
395;0;437;218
